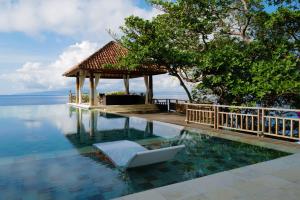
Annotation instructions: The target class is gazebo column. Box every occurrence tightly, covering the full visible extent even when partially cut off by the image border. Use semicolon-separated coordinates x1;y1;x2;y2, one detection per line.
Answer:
123;75;130;95
144;75;153;104
144;76;149;104
78;71;86;104
148;75;153;103
89;73;95;106
94;74;101;105
75;75;80;104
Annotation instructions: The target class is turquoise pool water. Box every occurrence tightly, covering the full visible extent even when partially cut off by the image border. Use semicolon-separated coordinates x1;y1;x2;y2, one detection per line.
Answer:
0;105;289;199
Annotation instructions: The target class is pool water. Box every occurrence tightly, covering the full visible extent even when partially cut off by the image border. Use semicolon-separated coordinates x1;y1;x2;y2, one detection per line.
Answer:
0;105;289;199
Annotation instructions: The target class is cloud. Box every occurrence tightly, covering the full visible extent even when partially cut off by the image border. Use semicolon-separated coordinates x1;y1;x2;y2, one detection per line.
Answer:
0;41;99;92
0;0;187;95
0;40;188;95
0;0;160;39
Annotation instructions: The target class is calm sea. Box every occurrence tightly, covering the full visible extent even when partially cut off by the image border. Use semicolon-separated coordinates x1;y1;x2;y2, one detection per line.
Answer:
0;95;69;106
0;94;187;106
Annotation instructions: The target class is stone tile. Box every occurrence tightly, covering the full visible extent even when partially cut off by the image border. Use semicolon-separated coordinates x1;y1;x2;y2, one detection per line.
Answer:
255;185;300;200
231;175;292;196
157;182;200;200
180;193;210;200
201;187;243;200
251;175;292;189
191;171;248;189
118;191;166;200
271;168;300;183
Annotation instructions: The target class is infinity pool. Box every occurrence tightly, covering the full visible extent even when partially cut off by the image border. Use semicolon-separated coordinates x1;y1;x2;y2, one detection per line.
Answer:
0;105;289;199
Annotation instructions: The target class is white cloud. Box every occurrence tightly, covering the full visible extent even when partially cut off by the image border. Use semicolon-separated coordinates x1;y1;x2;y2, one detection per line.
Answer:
0;41;99;92
0;0;160;39
0;0;187;96
0;40;188;96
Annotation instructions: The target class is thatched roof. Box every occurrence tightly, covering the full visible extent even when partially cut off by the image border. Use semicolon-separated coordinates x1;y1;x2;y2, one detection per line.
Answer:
63;41;166;78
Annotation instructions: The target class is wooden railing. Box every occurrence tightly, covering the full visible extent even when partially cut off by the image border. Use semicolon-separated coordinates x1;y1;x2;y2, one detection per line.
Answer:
261;108;300;140
186;104;215;126
186;103;300;141
69;92;90;103
152;98;189;112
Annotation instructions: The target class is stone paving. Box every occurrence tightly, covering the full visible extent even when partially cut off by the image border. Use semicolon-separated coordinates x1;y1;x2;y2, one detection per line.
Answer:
116;112;300;200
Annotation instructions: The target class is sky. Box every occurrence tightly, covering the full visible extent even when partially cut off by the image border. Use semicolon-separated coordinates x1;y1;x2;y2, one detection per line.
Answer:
0;0;187;95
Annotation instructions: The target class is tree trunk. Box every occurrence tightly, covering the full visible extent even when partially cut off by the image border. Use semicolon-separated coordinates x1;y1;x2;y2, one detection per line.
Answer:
174;72;193;102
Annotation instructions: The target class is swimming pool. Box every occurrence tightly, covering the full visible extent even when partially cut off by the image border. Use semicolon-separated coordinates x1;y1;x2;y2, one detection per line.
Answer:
0;105;289;199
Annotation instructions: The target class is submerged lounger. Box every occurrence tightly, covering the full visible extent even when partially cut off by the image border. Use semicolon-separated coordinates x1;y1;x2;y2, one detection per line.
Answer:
93;140;185;169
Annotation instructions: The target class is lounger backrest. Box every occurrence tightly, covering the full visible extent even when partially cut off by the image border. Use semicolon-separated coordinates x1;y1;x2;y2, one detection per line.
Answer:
126;145;185;168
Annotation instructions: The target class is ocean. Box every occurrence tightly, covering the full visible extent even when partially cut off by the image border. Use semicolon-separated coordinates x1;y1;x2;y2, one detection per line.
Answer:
0;95;69;106
0;93;188;106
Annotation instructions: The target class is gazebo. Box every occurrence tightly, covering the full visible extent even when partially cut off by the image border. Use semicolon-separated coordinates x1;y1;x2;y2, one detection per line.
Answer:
63;41;167;108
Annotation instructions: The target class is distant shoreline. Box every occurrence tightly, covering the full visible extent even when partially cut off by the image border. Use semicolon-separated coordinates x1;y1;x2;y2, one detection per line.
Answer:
0;94;68;97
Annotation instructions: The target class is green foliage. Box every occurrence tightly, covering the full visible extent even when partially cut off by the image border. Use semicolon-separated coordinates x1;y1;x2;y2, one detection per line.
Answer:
106;91;127;96
118;0;300;107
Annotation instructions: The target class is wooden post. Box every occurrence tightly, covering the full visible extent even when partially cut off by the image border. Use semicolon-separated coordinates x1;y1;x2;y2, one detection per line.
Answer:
89;73;95;106
76;75;80;104
257;109;260;135
261;108;265;136
148;75;153;103
214;106;217;129
216;106;219;129
144;76;149;104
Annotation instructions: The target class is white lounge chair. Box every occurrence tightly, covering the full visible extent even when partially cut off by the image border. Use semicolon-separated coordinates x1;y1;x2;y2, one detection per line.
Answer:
93;140;185;169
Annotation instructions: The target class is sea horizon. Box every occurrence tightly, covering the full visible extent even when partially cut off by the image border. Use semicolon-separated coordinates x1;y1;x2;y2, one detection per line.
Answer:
0;93;188;106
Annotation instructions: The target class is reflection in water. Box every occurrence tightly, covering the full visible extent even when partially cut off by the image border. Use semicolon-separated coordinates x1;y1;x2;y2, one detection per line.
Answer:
0;105;289;200
67;107;161;149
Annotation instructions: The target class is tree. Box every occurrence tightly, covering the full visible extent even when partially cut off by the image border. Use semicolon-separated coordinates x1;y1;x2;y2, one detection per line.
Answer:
118;0;300;107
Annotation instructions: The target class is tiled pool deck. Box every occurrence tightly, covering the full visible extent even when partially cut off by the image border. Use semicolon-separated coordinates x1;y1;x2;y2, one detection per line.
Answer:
117;112;300;200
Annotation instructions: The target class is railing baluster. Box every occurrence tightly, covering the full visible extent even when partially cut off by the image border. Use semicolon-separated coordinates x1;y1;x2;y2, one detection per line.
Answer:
275;118;278;135
226;114;228;127
262;109;265;133
193;110;195;122
252;116;254;131
241;115;243;130
283;119;286;137
269;117;271;134
290;119;293;138
221;113;224;126
298;120;300;139
246;115;248;130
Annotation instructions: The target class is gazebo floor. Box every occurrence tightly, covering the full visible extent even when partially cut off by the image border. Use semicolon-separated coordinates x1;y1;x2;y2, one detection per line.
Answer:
68;103;161;114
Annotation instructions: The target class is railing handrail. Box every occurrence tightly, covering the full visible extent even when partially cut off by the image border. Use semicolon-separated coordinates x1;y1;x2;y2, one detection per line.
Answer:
184;103;300;112
153;98;189;102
